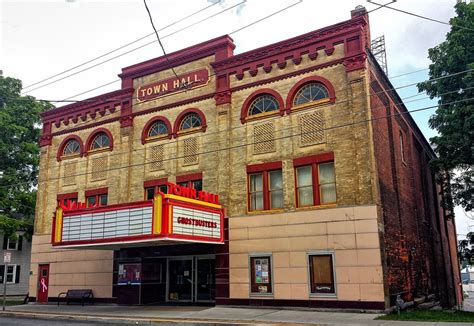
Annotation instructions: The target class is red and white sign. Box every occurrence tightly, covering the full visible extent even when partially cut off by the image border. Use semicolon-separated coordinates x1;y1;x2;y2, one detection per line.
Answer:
52;182;224;248
136;68;210;102
173;206;221;239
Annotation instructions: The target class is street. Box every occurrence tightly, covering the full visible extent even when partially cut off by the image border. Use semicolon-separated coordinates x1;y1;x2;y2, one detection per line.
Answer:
1;317;101;326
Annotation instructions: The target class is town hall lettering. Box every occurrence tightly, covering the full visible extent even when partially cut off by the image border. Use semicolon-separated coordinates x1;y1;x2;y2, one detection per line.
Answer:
136;68;209;102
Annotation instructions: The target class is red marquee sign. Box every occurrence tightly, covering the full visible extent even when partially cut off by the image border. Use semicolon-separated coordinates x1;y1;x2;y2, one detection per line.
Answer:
136;68;210;102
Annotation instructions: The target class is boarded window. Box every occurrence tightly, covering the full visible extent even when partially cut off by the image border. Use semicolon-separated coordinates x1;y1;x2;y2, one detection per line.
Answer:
309;254;335;294
91;156;108;181
63;161;77;185
253;122;275;154
183;137;199;166
150;145;164;171
300;111;325;146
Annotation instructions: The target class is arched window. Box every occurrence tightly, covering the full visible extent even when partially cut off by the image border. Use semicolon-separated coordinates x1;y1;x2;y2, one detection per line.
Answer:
90;132;110;150
62;139;80;156
293;83;329;107
248;95;279;116
148;120;168;137
179;113;202;131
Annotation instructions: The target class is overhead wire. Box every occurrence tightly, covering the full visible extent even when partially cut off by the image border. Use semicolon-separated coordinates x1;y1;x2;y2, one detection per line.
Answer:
143;0;180;81
19;96;474;190
22;0;247;95
367;0;474;32
21;1;222;91
18;66;474;149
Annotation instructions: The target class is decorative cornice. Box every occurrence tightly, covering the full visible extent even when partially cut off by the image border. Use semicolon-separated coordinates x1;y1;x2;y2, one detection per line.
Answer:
211;15;367;79
119;35;235;80
41;88;133;128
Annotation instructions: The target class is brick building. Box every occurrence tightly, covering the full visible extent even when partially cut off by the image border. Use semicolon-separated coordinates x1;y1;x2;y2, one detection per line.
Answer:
30;7;461;309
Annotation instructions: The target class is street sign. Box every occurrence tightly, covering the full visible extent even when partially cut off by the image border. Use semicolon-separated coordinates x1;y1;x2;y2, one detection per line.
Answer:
3;252;11;263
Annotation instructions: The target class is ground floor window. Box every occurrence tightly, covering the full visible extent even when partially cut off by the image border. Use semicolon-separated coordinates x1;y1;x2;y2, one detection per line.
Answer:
308;252;335;295
0;264;20;284
250;255;272;295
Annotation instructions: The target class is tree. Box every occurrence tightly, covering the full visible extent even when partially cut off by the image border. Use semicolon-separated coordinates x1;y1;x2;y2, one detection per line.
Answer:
0;75;54;240
417;2;473;214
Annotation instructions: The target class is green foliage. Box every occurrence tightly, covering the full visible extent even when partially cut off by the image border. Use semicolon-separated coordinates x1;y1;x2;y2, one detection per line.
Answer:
417;2;474;212
0;76;54;239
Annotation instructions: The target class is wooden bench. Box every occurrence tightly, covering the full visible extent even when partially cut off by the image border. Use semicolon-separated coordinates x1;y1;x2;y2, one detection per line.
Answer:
57;289;94;306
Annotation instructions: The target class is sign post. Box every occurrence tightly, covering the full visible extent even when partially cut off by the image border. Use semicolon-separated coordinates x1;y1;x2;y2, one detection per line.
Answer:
3;251;11;311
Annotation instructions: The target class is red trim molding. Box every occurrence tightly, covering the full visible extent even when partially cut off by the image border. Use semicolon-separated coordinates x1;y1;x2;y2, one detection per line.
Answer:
56;135;84;162
173;108;207;137
285;76;336;112
85;127;114;154
293;152;334;167
141;116;173;144
247;161;282;173
240;88;285;124
144;178;168;188
57;192;78;202
85;187;108;197
176;172;203;183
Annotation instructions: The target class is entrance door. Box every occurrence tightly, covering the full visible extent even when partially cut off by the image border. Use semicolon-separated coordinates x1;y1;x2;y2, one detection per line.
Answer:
37;264;49;303
195;257;215;302
167;258;193;302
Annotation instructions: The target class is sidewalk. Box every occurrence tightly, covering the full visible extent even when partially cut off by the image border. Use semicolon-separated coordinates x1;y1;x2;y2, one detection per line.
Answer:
1;303;473;325
3;304;379;325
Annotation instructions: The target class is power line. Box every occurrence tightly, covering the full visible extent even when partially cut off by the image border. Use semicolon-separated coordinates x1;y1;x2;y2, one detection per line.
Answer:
143;0;180;82
1;95;471;191
22;0;247;95
21;1;222;91
367;0;474;32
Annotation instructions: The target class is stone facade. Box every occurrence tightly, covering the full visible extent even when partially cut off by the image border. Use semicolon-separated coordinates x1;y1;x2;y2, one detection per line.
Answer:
30;8;460;309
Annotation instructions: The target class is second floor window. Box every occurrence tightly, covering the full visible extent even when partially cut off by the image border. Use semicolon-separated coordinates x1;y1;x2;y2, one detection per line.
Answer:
145;184;168;200
294;154;336;207
62;139;81;156
248;164;283;211
177;179;202;192
86;193;108;207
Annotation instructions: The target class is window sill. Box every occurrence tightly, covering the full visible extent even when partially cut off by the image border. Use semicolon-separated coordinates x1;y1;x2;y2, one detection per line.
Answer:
60;153;81;161
246;208;285;215
145;135;170;143
177;128;204;137
244;111;281;123
290;98;332;113
309;293;337;299
296;204;337;211
87;147;111;156
250;293;274;297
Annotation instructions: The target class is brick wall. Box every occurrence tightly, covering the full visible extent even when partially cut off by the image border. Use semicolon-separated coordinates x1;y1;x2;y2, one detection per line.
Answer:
369;64;460;307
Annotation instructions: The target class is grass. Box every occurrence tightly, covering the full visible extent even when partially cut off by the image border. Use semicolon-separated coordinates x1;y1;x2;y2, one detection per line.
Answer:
377;310;474;322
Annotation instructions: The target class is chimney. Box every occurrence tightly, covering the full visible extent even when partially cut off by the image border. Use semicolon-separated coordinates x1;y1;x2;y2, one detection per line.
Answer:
351;5;367;18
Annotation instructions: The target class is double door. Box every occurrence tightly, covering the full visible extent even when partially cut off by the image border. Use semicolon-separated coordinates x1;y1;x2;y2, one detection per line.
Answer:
167;256;215;303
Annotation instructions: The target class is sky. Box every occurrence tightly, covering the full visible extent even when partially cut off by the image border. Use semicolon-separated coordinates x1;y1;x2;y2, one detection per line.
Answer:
0;0;471;236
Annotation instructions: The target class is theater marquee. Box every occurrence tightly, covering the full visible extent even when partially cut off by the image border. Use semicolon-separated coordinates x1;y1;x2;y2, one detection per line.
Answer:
136;68;210;102
52;183;224;248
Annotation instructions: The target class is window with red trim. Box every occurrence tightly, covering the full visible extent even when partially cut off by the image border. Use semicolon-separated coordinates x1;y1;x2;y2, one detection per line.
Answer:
145;184;168;200
57;193;78;206
247;162;283;211
62;139;81;157
89;132;110;151
293;82;329;107
85;188;108;207
176;173;203;192
294;156;336;207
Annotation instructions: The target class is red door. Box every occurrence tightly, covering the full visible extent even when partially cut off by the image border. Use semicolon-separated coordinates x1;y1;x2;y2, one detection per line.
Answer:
37;264;49;303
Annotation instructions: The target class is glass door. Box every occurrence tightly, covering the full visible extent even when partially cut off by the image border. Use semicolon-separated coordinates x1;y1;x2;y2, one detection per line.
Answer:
195;257;215;302
167;258;193;302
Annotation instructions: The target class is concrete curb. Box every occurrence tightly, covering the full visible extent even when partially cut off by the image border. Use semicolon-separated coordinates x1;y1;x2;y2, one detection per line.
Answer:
0;310;324;325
